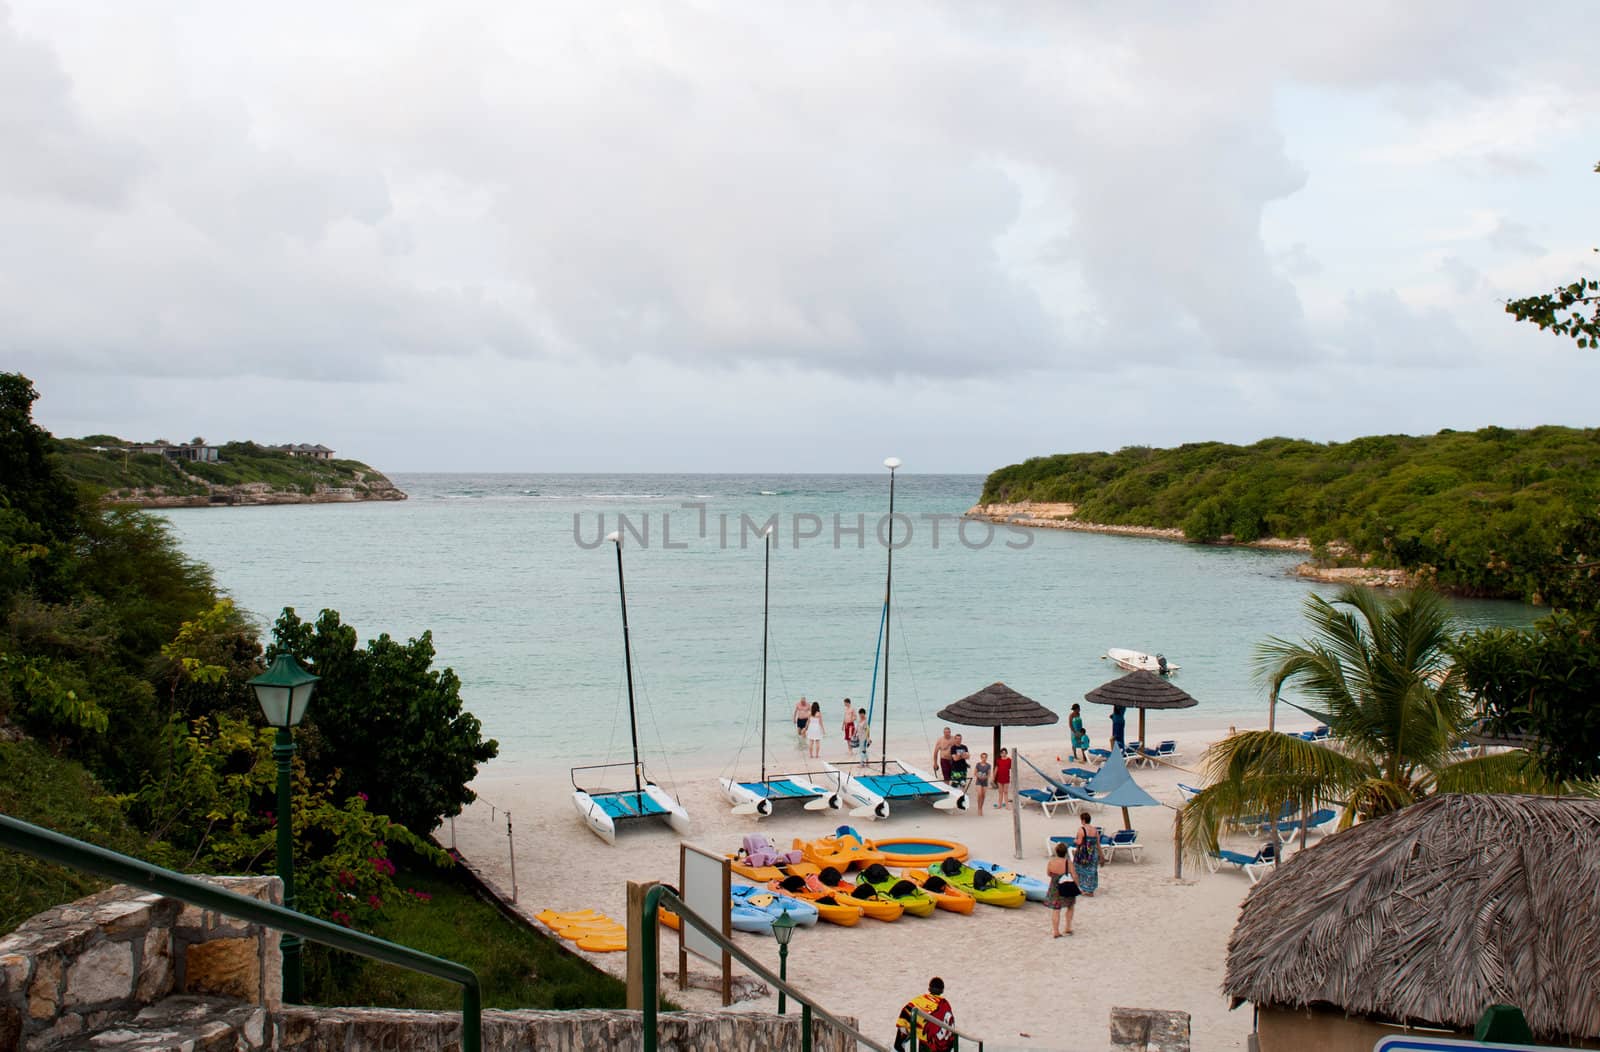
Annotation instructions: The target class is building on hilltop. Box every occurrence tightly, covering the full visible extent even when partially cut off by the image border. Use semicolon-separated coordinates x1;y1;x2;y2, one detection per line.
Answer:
1224;792;1600;1052
126;440;220;462
269;443;335;460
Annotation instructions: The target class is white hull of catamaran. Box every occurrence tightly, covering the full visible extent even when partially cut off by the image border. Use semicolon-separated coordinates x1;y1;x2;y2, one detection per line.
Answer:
717;776;839;817
571;783;691;845
822;760;966;820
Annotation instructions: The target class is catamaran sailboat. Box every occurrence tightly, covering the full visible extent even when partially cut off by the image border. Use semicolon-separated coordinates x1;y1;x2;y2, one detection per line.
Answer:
571;531;691;845
718;527;839;816
824;458;966;820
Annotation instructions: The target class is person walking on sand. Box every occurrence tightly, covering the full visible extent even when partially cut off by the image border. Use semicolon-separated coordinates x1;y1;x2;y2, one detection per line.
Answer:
933;727;955;783
894;977;955;1052
1073;811;1100;896
973;752;991;814
993;748;1012;809
855;707;873;763
843;702;857;756
1046;841;1080;937
794;697;810;741
806;701;824;758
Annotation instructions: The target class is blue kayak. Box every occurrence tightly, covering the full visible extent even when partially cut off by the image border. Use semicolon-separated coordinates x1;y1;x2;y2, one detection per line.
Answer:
967;859;1048;902
729;884;820;935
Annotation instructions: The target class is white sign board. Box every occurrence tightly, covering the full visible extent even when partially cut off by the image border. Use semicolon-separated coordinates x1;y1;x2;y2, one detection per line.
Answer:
680;844;727;963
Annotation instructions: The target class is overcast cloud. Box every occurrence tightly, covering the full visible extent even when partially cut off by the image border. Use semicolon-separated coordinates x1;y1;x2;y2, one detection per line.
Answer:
6;1;1599;471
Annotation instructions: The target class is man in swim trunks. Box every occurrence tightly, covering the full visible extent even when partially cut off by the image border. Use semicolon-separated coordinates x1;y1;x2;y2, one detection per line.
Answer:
947;735;969;788
933;727;954;783
794;696;811;739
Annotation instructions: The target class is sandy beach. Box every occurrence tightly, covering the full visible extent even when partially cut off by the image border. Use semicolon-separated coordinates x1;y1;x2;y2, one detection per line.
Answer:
448;717;1318;1051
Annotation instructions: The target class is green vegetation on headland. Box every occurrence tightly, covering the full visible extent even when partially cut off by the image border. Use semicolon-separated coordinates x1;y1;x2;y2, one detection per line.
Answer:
55;435;406;506
1;373;619;1011
980;426;1600;606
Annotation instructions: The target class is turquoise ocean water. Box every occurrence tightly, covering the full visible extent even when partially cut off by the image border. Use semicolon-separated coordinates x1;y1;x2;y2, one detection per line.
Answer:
159;473;1538;772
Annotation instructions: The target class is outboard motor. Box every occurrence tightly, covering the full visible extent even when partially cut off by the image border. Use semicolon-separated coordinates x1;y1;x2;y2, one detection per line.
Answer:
1156;653;1169;675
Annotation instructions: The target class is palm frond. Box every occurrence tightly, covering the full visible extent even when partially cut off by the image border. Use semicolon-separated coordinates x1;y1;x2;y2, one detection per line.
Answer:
1434;750;1594;796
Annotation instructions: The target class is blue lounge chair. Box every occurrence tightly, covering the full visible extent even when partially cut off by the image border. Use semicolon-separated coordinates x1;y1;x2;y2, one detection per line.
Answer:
1208;847;1276;884
1273;807;1338;842
1102;828;1142;862
1177;782;1204;801
1061;767;1098;782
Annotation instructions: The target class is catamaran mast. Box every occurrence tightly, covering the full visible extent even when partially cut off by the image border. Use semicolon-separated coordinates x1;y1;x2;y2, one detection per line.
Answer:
760;526;771;783
880;456;901;774
609;532;644;799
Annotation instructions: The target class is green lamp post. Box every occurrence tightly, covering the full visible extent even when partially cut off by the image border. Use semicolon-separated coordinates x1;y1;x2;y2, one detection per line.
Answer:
247;653;319;1004
771;908;796;1015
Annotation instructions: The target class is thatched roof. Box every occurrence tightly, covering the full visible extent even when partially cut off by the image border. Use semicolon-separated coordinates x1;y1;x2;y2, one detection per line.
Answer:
1224;793;1600;1042
1084;669;1198;710
936;683;1059;728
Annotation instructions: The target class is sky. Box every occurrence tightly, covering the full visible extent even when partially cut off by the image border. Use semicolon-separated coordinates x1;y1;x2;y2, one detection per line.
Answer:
6;1;1599;473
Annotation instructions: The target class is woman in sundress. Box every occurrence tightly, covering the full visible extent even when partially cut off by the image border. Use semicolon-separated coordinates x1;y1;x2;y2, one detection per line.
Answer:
1045;841;1080;937
806;701;825;758
1073;811;1100;896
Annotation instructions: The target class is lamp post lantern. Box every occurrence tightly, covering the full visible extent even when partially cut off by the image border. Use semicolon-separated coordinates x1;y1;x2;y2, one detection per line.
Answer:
247;653;319;1004
771;908;797;1015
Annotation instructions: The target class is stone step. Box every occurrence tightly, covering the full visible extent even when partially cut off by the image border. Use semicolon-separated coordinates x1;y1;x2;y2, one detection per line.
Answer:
44;995;268;1050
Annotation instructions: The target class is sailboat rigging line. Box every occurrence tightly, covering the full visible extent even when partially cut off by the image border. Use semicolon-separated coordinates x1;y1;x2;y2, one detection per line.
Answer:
601;669;625;774
880;460;898;775
761;528;771;783
611;537;644;799
863;598;888;735
720;656;764;780
893;603;936;755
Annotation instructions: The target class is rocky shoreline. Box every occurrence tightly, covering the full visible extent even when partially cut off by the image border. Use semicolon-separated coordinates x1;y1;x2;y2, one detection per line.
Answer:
964;501;1415;589
104;471;408;509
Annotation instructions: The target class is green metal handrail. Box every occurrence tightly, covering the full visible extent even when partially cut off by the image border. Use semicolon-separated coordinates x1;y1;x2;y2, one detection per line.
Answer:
640;884;891;1052
0;813;482;1051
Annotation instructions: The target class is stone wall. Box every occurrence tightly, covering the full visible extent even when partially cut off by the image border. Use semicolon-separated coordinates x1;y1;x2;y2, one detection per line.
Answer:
276;1006;858;1052
1110;1007;1192;1052
0;877;280;1051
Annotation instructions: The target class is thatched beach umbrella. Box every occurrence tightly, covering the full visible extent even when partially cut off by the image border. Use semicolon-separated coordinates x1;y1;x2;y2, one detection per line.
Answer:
936;681;1060;762
1084;669;1197;753
1225;793;1600;1047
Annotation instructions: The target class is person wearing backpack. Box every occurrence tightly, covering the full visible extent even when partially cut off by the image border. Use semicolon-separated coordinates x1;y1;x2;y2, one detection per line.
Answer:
1045;841;1080;937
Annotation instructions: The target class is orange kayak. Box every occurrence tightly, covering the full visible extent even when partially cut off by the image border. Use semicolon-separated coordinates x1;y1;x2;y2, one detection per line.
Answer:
766;876;864;926
899;870;976;914
812;867;905;921
794;831;887;872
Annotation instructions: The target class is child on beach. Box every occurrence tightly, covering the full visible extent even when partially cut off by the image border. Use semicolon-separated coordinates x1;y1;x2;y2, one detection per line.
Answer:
973;753;991;814
794;697;810;740
855;707;872;762
806;701;824;758
993;748;1012;809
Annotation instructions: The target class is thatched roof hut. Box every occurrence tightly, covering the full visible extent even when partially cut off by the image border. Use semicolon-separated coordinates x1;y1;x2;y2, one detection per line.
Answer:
1084;670;1197;749
936;682;1058;760
1225;793;1600;1049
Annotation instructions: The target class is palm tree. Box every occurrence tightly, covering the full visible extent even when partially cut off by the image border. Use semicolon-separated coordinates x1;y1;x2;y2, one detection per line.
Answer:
1181;586;1559;860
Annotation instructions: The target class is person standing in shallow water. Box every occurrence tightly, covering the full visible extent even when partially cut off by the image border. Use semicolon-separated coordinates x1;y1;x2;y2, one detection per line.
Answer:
806;701;824;758
793;696;810;741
